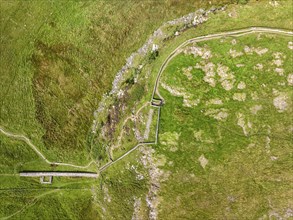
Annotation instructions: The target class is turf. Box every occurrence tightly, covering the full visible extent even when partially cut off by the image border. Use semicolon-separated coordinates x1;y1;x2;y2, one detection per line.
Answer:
1;0;293;219
156;33;293;219
0;0;230;167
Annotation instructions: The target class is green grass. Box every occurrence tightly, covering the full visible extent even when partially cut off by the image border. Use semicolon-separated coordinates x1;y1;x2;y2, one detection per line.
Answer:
0;0;231;169
1;0;293;219
96;150;149;220
0;176;99;219
156;32;292;219
2;1;236;218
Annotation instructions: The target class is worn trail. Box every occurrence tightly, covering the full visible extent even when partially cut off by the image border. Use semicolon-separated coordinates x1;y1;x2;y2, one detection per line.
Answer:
0;127;96;169
1;27;292;174
151;27;293;102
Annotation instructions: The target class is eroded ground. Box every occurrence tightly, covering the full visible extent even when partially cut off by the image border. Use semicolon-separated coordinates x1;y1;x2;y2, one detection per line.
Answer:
157;33;293;219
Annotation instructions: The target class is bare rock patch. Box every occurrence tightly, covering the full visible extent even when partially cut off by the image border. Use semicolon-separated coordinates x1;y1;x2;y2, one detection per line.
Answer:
275;67;284;76
195;62;216;87
288;41;293;50
237;81;246;90
204;108;229;121
233;93;246;101
229;49;243;58
206;98;223;105
184;45;212;59
236;113;252;136
287;73;293;86
198;154;208;169
273;93;288;112
217;64;235;91
182;66;193;80
254;63;263;71
250;105;263;115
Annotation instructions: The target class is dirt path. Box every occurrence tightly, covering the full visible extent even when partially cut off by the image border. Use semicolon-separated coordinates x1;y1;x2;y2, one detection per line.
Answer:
0;127;96;169
0;189;60;220
111;102;150;157
151;27;293;102
99;142;154;172
1;27;292;174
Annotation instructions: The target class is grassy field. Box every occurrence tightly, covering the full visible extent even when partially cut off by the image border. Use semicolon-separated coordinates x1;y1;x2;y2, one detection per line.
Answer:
156;32;293;219
101;0;293;164
0;0;231;168
1;1;234;219
1;0;293;219
0;181;99;220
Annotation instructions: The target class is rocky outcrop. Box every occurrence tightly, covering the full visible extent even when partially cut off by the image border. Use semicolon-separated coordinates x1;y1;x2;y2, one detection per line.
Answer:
91;6;226;135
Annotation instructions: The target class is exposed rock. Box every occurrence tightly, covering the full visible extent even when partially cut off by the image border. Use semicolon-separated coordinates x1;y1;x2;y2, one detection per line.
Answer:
251;92;259;100
132;198;142;220
288;41;293;50
206;98;223;105
128;164;145;181
152;44;159;52
217;64;235;90
273;52;285;62
229;49;243;58
285;208;293;218
236;113;252;136
103;185;111;203
277;81;286;86
217;64;230;78
195;62;216;87
236;63;245;68
140;146;168;220
287;73;293;86
254;63;263;71
160;82;185;97
221;80;234;91
269;1;279;7
184;45;212;59
92;7;225;133
254;47;268;56
182;66;193;80
170;146;178;152
194;130;204;141
214;111;229;121
273;93;288;112
273;59;283;67
275;67;284;76
198;154;208;169
244;45;253;54
250;105;263;115
192;14;208;26
237;81;246;90
244;45;268;56
204;108;229;121
160;82;199;107
183;97;200;107
233;93;246;101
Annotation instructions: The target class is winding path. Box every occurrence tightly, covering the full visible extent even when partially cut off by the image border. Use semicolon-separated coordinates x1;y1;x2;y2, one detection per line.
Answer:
0;127;96;169
151;27;293;102
0;27;292;174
